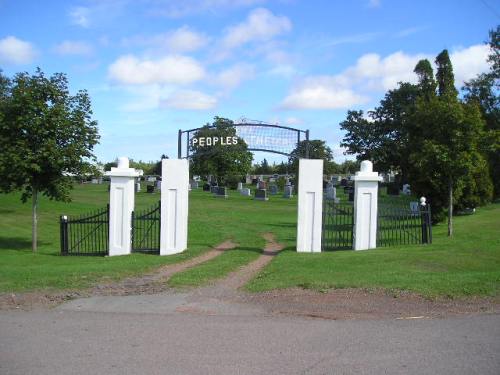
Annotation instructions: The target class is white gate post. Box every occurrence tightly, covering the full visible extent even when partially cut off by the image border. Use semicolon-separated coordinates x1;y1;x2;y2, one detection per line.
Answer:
106;157;142;256
297;159;324;252
160;159;189;255
353;160;382;250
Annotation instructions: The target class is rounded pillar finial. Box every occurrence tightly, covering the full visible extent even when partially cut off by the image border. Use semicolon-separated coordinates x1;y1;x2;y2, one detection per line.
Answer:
117;156;129;169
360;160;373;173
420;196;427;206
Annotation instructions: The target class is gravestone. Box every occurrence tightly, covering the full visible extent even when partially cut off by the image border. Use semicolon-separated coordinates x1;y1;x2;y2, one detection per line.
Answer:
283;185;293;198
215;186;228;198
254;189;269;201
203;183;210;191
155;180;162;191
252;178;258;185
340;178;348;187
135;182;141;193
326;186;336;200
147;184;154;193
240;188;251;196
91;178;99;184
245;175;252;184
269;185;278;195
410;201;419;213
402;184;411;195
237;182;243;191
258;180;267;190
210;185;219;194
190;181;199;189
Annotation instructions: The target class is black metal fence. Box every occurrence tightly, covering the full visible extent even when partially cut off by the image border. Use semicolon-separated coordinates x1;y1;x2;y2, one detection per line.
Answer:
322;200;354;251
131;201;161;254
377;202;432;247
60;205;109;256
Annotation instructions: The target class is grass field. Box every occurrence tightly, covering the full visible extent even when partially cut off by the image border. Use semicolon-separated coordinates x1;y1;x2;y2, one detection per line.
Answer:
0;183;296;292
1;183;499;298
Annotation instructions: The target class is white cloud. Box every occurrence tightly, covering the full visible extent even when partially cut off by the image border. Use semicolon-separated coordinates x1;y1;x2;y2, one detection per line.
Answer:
451;44;490;85
54;40;93;56
122;26;209;53
108;54;205;85
280;44;490;111
213;63;255;90
282;78;369;110
0;36;37;65
162;90;217;110
150;0;266;18
69;6;90;27
222;8;291;49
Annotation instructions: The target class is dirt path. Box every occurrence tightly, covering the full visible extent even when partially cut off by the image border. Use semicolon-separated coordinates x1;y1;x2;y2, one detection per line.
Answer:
0;239;237;310
2;234;499;320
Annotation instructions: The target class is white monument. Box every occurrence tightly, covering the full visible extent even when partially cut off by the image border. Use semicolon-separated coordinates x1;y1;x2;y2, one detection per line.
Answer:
106;157;143;256
160;159;189;255
352;160;382;251
297;159;323;253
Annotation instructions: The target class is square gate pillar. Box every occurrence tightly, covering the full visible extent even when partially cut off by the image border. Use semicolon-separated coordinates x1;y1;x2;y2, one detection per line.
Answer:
106;157;143;256
160;159;189;255
297;159;323;252
353;160;382;250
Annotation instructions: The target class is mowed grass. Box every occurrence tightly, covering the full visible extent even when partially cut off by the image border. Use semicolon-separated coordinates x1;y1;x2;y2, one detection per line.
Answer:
1;182;499;298
0;183;297;292
247;203;500;298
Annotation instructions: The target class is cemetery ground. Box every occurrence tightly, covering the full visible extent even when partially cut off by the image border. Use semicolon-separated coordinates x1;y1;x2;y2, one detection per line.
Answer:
0;182;499;316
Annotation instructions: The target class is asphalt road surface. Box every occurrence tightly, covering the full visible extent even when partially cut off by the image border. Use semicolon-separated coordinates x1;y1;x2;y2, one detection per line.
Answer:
1;294;499;375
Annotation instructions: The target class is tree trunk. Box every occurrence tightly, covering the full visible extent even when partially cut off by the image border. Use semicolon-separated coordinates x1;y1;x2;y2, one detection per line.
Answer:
32;186;38;252
447;177;453;237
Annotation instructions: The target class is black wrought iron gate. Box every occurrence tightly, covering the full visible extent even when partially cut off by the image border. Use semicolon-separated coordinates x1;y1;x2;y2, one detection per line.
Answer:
322;200;354;251
131;201;161;254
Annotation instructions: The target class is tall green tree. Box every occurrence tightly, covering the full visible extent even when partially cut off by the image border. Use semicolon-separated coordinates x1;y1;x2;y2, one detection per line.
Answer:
0;68;100;251
288;139;334;177
189;117;253;184
340;82;420;180
409;50;490;235
463;26;500;198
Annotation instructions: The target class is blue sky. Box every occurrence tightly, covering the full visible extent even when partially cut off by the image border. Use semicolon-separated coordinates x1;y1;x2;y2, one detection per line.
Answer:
0;0;497;164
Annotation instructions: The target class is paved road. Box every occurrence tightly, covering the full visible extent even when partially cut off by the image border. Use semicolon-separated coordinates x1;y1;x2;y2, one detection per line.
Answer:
1;295;499;375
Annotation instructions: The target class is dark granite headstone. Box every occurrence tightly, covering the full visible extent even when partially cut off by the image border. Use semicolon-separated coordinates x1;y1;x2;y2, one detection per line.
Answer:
254;189;269;201
215;186;228;198
203;183;211;191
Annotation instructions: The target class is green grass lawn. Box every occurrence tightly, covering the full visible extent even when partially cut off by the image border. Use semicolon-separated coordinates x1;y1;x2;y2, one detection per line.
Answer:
247;203;500;298
1;183;499;298
0;183;297;292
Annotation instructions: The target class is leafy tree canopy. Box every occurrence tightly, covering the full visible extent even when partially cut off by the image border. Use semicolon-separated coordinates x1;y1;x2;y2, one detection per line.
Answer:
189;117;253;183
0;68;100;251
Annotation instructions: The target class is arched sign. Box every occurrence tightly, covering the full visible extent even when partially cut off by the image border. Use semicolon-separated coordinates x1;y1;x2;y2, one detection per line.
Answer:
178;120;310;159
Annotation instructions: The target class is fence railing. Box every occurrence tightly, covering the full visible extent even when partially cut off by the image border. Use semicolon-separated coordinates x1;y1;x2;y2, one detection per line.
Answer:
322;200;354;251
60;205;109;256
377;202;432;247
131;201;161;254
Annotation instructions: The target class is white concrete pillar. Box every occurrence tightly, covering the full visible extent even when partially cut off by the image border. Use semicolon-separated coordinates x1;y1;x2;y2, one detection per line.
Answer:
160;159;189;255
353;160;382;250
106;157;143;256
297;159;323;253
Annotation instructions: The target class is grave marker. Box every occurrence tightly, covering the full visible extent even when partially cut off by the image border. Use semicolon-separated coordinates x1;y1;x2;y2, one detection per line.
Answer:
254;189;269;201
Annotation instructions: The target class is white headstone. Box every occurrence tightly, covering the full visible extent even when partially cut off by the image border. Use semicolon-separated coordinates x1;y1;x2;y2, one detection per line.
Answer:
240;188;251;196
237;182;243;190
